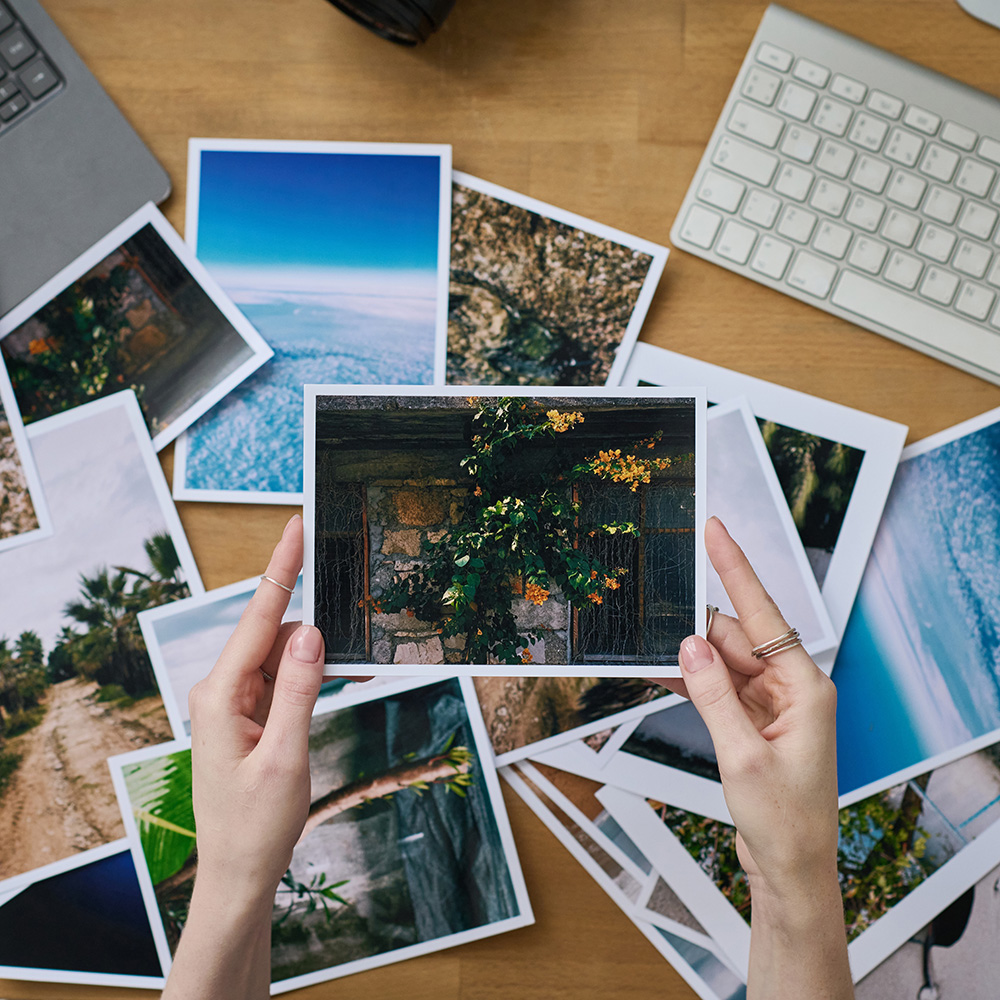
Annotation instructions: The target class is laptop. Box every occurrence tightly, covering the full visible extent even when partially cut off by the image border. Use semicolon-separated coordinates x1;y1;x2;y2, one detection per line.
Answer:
0;0;170;316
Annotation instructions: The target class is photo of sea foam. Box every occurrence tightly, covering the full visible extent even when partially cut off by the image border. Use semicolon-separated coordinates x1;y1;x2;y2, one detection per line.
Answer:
182;290;437;494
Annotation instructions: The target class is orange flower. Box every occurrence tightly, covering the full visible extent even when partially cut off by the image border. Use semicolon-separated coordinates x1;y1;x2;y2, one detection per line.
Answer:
587;593;603;604
28;338;50;355
524;582;550;605
474;485;482;497
604;576;620;590
589;569;598;580
521;648;534;663
545;409;585;433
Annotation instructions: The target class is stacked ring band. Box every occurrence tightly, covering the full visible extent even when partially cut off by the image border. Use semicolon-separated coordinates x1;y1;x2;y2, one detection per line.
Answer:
260;574;295;595
751;626;802;659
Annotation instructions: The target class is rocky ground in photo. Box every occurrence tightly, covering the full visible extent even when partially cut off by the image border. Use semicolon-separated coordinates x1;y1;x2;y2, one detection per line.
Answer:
0;416;39;540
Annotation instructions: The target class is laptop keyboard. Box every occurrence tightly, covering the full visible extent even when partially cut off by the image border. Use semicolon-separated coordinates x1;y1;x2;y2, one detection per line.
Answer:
671;5;1000;384
0;0;62;130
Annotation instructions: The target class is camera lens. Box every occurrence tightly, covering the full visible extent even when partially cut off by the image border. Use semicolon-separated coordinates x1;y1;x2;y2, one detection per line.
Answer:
326;0;457;45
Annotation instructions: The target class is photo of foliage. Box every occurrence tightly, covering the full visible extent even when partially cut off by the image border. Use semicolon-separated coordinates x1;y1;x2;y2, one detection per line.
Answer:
0;396;39;543
448;179;660;386
312;392;697;672
1;222;259;445
121;679;525;987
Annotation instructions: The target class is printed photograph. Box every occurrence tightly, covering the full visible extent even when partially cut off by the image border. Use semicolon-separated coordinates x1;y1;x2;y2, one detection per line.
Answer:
0;205;272;451
620;342;908;637
307;388;702;677
0;392;200;889
0;361;51;554
834;407;1000;802
176;139;451;501
114;678;530;991
447;173;667;387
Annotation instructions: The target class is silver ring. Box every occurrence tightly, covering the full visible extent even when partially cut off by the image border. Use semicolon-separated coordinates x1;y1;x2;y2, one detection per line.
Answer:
706;604;719;637
751;626;802;659
259;668;275;682
260;574;295;595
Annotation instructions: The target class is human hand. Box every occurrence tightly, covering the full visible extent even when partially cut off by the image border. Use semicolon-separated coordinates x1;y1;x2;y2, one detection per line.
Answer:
187;514;325;905
669;516;840;910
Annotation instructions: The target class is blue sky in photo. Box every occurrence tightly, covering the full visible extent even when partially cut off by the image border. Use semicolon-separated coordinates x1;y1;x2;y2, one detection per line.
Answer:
834;418;1000;796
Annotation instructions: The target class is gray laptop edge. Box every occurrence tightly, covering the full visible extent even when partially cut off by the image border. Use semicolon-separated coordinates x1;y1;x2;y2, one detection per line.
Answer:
0;0;170;316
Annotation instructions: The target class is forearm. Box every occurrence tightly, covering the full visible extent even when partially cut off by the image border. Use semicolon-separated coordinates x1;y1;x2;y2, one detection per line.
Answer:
162;871;275;1000
747;868;854;1000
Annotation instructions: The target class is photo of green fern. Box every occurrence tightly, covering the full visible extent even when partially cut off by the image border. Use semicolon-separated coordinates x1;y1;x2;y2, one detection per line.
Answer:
120;679;527;989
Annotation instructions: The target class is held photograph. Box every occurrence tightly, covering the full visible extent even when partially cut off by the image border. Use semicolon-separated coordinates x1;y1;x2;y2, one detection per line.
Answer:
111;677;532;992
447;172;668;387
0;392;201;895
175;139;452;503
304;386;705;677
0;204;273;452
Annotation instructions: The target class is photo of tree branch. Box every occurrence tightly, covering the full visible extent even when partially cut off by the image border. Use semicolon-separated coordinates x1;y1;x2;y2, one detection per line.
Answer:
122;679;523;985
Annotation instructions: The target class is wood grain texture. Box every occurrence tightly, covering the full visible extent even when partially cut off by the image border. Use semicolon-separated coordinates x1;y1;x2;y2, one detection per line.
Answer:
5;0;1000;996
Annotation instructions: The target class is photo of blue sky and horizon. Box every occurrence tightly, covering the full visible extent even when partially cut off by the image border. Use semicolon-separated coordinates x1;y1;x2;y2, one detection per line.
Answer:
179;141;450;498
833;411;1000;800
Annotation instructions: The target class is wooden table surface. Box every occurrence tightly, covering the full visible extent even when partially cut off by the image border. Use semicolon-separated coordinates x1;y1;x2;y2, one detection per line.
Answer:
5;0;1000;997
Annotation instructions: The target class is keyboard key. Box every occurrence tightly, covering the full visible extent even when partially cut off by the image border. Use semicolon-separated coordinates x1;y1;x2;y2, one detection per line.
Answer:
941;121;977;150
830;74;866;104
919;267;959;306
716;220;758;264
756;42;793;72
884;250;923;289
923;185;963;225
812;220;852;259
915;225;956;263
741;189;781;228
741;66;782;106
845;193;885;232
957;201;998;240
775;162;814;201
0;78;18;102
851;155;891;194
809;178;849;216
833;270;1000;371
816;138;855;178
780;124;820;163
953;238;992;278
848;113;888;152
979;137;1000;166
848;236;888;274
886;170;927;209
885;128;924;167
988;257;1000;287
777;205;817;243
793;58;830;88
750;235;794;279
956;282;995;320
813;96;852;136
881;208;921;247
697;170;745;212
727;100;784;148
679;204;723;248
918;143;960;183
903;106;941;135
712;134;779;186
956;159;995;198
787;251;837;297
18;58;57;99
0;6;13;33
867;90;904;119
0;90;25;120
0;28;34;68
777;81;817;122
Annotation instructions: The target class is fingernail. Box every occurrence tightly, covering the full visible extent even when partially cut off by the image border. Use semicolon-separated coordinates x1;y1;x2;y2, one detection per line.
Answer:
681;634;714;671
283;513;302;535
708;515;727;531
290;625;322;662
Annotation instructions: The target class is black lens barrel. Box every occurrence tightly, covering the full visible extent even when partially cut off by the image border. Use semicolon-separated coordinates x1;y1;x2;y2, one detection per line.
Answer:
327;0;457;45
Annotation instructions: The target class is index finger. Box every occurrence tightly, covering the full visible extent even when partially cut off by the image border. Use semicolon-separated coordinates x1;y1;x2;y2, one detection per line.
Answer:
214;515;303;681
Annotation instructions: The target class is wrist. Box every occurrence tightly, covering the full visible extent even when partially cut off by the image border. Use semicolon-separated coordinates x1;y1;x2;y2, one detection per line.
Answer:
748;860;843;932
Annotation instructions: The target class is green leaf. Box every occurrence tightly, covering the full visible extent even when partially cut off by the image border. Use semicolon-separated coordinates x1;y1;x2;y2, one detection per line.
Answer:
454;554;470;567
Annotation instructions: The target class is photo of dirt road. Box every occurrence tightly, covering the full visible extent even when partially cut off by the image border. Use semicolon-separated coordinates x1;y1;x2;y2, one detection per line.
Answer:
0;676;171;881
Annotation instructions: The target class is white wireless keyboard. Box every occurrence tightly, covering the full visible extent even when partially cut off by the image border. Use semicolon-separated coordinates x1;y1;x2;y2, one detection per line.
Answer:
671;4;1000;385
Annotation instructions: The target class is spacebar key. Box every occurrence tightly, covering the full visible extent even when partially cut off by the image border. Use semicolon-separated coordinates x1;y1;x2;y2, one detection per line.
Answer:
831;271;1000;376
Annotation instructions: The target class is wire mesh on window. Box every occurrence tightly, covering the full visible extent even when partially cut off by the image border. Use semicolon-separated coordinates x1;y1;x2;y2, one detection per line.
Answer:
315;482;367;660
573;478;695;665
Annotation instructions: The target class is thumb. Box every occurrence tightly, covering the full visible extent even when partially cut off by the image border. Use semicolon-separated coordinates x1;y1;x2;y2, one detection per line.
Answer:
679;634;759;754
259;625;325;757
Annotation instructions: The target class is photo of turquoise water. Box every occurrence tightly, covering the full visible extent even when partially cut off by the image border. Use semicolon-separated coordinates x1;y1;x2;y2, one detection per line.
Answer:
181;146;447;496
834;415;1000;796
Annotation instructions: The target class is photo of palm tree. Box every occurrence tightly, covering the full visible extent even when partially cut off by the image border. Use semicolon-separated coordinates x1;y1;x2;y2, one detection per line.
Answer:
0;391;200;888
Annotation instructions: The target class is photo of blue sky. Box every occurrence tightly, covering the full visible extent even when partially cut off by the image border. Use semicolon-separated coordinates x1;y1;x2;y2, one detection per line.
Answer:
833;415;1000;798
182;145;448;497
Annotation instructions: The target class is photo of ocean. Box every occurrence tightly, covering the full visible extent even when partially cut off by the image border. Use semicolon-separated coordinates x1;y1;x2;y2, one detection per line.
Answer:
833;413;1000;800
178;142;450;499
